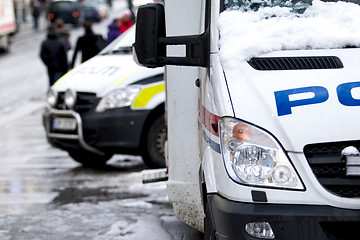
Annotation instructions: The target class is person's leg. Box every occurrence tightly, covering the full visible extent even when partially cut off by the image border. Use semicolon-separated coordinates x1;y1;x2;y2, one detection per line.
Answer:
48;70;56;86
52;72;65;85
33;17;39;29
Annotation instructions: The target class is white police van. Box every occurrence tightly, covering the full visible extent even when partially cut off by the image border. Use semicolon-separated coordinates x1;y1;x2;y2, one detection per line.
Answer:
134;0;360;239
43;26;166;168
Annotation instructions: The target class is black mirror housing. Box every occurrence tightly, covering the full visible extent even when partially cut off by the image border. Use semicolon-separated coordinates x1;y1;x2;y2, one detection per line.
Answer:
133;4;166;68
133;3;209;68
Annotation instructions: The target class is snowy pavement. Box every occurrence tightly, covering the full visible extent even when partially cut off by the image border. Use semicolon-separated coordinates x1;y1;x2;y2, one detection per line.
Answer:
0;94;202;240
0;0;203;238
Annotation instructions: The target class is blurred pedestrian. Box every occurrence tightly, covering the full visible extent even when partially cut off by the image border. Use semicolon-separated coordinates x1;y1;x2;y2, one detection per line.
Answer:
30;0;41;30
54;19;71;52
40;25;68;86
71;21;106;68
106;0;113;8
119;10;134;34
107;18;121;44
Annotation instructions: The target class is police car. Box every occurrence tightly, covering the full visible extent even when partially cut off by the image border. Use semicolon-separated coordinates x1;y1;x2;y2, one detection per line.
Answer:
43;26;165;168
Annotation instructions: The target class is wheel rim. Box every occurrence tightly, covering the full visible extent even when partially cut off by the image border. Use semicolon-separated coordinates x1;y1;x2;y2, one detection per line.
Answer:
155;125;167;157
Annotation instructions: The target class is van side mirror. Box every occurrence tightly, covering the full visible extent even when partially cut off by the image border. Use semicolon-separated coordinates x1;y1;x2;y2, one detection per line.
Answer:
133;4;166;68
133;3;209;68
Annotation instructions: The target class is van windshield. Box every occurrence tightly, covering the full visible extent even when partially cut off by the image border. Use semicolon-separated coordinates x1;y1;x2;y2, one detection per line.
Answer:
219;0;360;63
224;0;360;12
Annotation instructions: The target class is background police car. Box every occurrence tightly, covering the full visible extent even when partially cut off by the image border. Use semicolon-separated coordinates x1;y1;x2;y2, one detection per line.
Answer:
43;26;166;168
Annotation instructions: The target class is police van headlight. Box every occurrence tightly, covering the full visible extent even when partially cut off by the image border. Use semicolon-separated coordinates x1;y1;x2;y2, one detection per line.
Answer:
64;89;77;109
95;86;141;112
46;89;58;107
219;117;304;190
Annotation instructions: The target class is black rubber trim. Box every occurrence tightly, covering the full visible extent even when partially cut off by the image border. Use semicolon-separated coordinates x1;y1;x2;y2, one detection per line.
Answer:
251;190;267;202
208;193;360;240
248;56;343;71
131;74;164;85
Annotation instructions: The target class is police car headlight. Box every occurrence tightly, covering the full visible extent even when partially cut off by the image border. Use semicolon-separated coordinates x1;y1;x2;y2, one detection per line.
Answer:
64;89;77;109
46;89;58;107
219;117;304;190
95;86;141;112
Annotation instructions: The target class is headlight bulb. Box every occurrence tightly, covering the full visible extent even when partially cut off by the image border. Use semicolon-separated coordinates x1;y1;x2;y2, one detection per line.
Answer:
46;89;58;107
64;89;76;109
273;165;295;185
233;144;274;183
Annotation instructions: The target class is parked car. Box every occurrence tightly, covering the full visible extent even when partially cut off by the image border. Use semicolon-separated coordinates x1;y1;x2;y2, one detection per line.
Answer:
47;0;84;26
81;0;109;22
43;26;166;168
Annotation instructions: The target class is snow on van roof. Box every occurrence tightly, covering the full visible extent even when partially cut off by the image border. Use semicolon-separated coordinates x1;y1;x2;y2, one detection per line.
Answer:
218;0;360;69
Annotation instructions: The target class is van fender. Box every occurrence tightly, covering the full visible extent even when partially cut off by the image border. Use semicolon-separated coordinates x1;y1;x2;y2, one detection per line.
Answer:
202;146;218;194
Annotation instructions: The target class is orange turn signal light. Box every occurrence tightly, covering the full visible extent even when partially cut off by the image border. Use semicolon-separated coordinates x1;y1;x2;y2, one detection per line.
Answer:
232;123;251;141
48;13;54;20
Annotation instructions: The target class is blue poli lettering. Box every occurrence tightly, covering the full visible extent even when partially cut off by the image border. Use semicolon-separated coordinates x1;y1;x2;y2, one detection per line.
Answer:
337;81;360;106
275;86;329;116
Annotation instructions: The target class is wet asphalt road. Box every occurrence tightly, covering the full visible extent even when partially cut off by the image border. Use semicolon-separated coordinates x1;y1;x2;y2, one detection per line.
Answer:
0;1;203;239
0;105;202;239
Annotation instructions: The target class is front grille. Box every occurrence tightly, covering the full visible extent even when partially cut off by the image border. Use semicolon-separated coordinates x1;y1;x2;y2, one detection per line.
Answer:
248;56;343;70
55;92;98;113
304;141;360;198
74;92;98;113
56;92;65;109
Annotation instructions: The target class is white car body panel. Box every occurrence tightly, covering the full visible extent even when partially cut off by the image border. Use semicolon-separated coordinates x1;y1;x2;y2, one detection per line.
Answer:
54;54;163;98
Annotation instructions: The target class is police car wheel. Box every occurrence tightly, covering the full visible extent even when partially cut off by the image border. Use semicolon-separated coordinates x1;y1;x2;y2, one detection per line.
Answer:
141;115;167;169
68;150;112;168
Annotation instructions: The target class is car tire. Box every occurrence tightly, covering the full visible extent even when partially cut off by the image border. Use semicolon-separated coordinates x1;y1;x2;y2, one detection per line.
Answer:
141;115;167;169
68;150;113;168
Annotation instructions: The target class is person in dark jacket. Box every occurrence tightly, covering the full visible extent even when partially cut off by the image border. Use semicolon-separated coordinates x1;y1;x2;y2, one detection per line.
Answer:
54;19;71;52
71;21;106;68
40;26;68;86
30;0;41;30
107;18;121;44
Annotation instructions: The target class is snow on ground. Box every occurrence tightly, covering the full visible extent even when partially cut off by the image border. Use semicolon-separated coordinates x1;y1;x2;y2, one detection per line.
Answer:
219;0;360;69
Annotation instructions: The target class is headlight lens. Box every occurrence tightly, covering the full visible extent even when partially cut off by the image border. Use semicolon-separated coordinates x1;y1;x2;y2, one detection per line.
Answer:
219;117;304;190
46;89;58;107
64;89;76;109
95;86;141;112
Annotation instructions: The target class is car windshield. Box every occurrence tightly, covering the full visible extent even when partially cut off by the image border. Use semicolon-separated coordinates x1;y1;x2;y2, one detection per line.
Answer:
84;0;103;6
100;26;135;55
52;2;76;10
224;0;360;12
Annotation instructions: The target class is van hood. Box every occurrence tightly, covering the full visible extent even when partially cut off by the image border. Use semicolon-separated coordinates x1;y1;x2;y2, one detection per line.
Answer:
224;48;360;152
53;54;163;97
